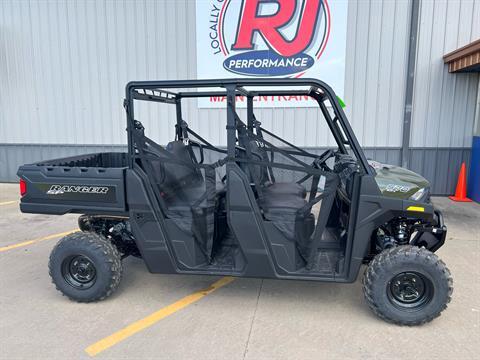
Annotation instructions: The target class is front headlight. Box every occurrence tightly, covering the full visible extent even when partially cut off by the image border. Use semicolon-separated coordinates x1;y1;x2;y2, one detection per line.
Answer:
410;187;430;202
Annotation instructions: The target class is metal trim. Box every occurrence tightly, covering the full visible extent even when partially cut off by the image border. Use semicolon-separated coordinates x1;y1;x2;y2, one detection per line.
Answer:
401;0;420;169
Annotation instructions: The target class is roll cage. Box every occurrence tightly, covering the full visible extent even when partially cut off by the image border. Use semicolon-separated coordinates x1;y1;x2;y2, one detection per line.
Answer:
123;78;372;176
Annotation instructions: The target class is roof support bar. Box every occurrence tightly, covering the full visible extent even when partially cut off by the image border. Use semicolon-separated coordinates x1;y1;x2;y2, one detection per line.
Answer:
175;98;183;140
247;96;254;132
226;85;237;158
236;86;251;97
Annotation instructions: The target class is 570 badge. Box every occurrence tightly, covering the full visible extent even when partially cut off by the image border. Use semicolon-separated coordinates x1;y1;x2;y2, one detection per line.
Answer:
207;0;331;77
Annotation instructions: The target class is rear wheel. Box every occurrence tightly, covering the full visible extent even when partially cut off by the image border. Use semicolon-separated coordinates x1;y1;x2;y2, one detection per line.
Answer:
49;232;123;302
363;245;453;325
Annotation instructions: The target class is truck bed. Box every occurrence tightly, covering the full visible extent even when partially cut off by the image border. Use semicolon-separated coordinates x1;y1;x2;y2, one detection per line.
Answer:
17;152;128;215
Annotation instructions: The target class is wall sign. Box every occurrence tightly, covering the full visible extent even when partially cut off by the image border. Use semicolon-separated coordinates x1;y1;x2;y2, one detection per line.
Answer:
196;0;348;107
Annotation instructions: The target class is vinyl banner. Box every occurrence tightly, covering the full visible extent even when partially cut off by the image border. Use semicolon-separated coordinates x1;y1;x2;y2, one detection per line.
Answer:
195;0;348;108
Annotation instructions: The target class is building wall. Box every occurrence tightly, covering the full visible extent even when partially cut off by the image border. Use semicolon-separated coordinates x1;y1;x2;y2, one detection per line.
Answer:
411;0;480;148
0;0;409;147
0;0;479;195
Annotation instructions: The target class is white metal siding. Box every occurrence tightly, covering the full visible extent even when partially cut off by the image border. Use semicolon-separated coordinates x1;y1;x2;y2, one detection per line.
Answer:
411;0;480;147
344;0;411;148
0;0;199;145
1;0;411;148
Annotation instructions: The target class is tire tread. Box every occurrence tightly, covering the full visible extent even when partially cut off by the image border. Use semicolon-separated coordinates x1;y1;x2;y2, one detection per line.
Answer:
48;232;123;303
362;245;453;326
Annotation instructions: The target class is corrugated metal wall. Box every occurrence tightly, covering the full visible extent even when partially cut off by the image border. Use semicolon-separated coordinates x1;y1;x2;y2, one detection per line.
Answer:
411;0;480;148
0;0;479;195
0;0;197;146
344;0;411;148
0;0;411;147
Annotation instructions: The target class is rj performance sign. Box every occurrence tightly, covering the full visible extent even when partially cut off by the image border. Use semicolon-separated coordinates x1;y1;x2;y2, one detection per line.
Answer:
196;0;347;108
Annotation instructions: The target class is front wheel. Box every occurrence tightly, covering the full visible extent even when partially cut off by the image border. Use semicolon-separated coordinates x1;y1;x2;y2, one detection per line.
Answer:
363;245;453;325
49;232;123;302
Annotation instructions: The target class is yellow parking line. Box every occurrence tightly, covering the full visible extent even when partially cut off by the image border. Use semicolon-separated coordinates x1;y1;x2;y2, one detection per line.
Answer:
85;276;236;357
0;230;78;253
0;200;17;206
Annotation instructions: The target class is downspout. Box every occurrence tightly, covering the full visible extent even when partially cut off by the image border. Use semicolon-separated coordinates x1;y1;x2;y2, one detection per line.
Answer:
401;0;421;169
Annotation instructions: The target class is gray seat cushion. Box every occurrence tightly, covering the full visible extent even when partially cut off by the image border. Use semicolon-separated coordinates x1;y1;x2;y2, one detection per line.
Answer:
259;193;312;242
263;182;307;198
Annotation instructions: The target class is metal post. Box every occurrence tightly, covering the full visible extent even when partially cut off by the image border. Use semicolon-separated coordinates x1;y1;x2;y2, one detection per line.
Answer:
401;0;421;169
247;96;254;132
226;85;237;158
124;86;135;169
175;98;183;139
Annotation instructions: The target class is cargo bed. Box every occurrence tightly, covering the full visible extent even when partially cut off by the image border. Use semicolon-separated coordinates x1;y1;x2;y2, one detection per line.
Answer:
17;152;128;215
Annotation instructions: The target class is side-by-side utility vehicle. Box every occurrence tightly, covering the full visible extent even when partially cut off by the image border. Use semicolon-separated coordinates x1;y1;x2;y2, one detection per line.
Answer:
17;79;452;325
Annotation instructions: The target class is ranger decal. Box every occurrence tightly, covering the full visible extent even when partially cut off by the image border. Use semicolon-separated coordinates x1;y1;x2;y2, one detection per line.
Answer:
47;185;109;195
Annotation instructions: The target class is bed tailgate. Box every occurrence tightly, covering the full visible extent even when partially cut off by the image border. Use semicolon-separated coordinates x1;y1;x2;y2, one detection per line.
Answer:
17;165;127;215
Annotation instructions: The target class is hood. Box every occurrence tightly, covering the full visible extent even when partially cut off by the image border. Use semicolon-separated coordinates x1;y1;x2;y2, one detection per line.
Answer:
368;160;430;200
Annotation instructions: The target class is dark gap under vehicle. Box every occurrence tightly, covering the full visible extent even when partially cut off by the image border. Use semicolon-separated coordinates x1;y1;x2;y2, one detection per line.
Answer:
17;78;452;325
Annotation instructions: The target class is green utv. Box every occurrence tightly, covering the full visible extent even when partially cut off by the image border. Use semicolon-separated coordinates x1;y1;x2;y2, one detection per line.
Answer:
17;79;452;325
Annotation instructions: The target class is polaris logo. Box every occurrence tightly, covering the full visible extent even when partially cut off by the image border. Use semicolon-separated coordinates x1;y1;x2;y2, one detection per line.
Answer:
47;185;109;195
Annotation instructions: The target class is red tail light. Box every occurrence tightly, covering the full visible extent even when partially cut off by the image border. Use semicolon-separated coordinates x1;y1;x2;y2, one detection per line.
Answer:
20;179;27;196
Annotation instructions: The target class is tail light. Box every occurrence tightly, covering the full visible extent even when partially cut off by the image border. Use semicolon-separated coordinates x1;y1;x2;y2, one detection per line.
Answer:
20;179;27;196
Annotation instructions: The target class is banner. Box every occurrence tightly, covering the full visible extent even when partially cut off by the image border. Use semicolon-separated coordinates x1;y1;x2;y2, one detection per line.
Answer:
195;0;348;108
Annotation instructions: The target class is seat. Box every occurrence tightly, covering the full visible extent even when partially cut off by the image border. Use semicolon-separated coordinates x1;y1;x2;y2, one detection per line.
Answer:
259;192;307;210
149;140;224;206
146;140;217;257
259;192;315;242
234;123;316;242
238;135;307;199
264;182;306;198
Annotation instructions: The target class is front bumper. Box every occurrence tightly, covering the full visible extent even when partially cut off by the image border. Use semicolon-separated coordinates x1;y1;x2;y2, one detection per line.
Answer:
411;210;447;252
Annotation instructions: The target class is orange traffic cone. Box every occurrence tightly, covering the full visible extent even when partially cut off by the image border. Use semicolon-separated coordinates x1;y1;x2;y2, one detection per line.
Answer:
449;162;472;202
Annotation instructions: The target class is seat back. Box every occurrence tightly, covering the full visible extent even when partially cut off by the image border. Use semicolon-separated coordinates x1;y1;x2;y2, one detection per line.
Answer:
237;126;270;186
164;141;203;187
149;141;204;197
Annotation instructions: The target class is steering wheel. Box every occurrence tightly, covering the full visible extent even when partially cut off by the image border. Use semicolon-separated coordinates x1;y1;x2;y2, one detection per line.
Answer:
313;149;335;171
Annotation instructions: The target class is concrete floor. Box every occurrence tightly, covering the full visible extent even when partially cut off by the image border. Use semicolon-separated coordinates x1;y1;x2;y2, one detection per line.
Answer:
0;183;479;359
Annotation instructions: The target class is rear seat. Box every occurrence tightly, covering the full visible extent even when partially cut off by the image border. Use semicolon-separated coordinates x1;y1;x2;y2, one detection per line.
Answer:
149;140;217;258
152;140;205;206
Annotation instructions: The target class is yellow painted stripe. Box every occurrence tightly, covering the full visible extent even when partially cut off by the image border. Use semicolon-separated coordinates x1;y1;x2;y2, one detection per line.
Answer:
85;276;235;357
0;230;78;253
407;206;425;212
0;200;17;206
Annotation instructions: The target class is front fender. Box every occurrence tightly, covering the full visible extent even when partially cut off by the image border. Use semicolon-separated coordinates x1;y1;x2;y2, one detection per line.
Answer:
410;210;447;252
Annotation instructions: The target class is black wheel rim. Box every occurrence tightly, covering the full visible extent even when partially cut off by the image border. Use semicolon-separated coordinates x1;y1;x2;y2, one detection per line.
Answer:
387;272;433;310
61;255;97;290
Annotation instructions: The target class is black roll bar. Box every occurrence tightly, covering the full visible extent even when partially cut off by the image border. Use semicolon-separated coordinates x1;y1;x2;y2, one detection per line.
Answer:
125;78;373;175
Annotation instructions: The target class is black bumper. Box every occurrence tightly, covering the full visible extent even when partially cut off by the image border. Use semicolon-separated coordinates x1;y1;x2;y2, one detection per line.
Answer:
411;210;447;252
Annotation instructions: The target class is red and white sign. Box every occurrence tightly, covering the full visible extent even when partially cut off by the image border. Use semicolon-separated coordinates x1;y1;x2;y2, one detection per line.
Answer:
196;0;348;107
